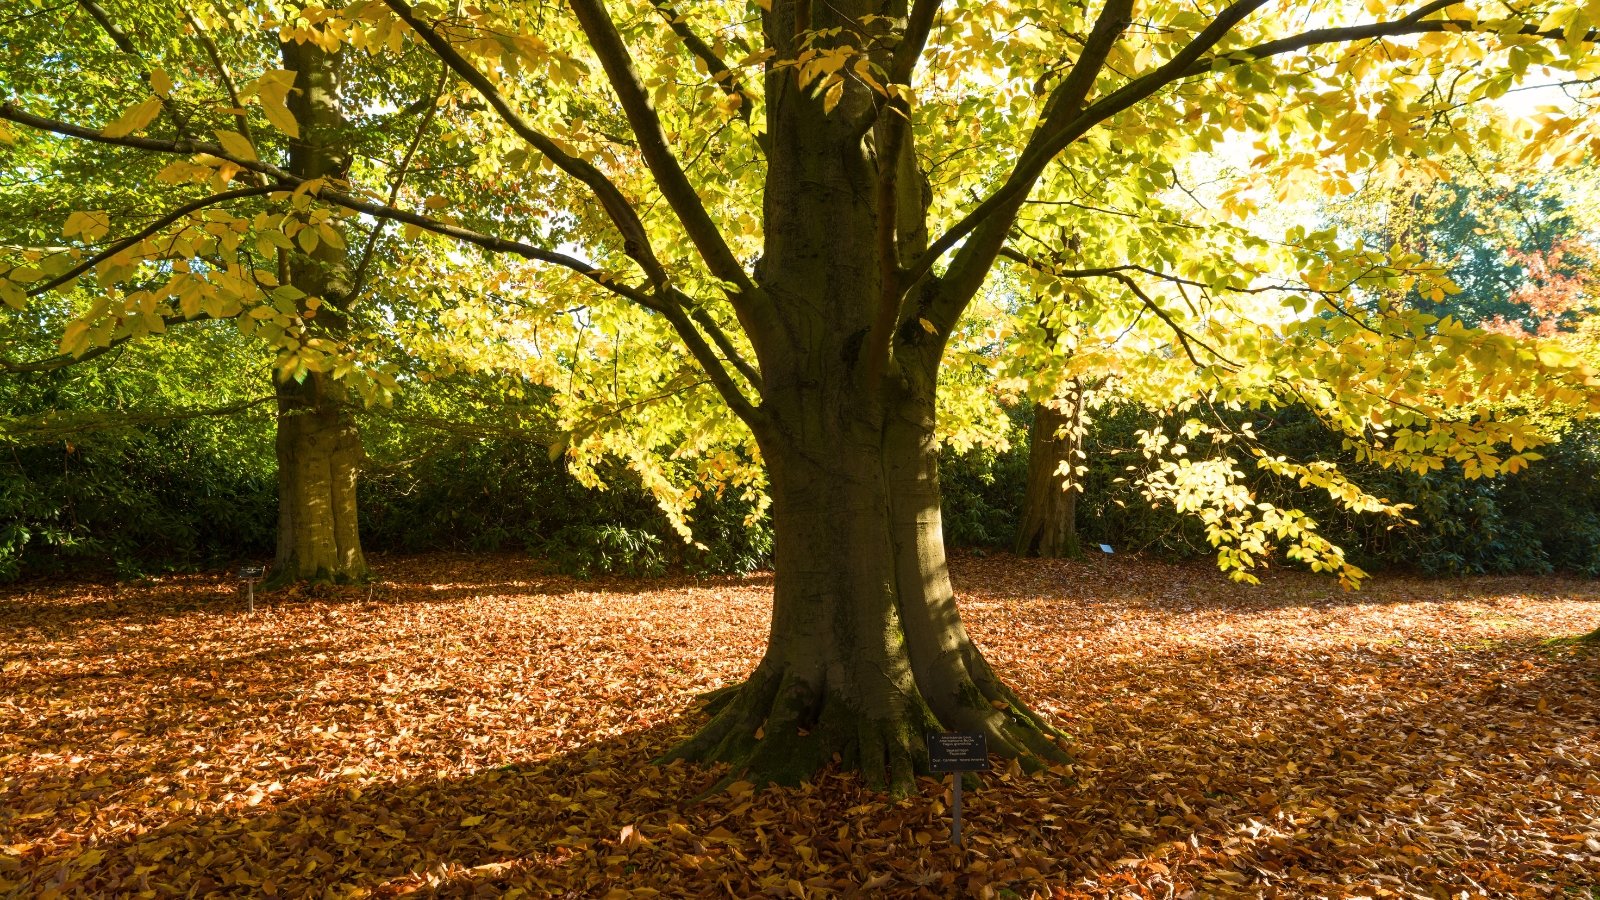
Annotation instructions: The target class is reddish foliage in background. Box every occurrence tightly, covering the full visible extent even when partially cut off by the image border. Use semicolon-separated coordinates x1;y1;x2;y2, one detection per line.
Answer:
1;555;1597;898
1484;236;1600;337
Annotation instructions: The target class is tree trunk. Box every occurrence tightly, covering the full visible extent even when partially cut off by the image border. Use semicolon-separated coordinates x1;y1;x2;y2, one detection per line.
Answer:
262;38;368;586
662;0;1065;790
1015;386;1085;558
664;376;1065;793
272;373;367;583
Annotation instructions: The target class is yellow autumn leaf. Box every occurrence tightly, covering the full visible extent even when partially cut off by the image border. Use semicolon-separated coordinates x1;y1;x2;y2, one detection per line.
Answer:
59;320;90;355
317;222;346;250
0;280;26;310
62;210;111;241
213;130;258;162
821;78;844;114
150;68;172;97
101;97;162;138
254;70;301;138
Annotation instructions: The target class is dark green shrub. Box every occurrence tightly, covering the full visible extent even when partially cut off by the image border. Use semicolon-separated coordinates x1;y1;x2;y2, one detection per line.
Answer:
543;523;668;578
940;441;1028;549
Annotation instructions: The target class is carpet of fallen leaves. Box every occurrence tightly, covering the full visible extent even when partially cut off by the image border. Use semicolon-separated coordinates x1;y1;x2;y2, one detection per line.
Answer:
2;554;1597;899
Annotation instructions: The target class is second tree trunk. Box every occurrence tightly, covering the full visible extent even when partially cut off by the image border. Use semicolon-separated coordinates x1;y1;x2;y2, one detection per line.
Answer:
1015;386;1085;558
270;373;367;584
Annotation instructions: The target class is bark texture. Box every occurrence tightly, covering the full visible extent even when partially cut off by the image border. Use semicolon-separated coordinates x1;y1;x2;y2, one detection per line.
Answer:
1015;387;1085;559
273;374;367;583
265;38;368;585
663;376;1066;793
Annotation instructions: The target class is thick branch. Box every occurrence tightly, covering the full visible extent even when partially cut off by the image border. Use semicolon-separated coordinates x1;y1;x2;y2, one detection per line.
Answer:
0;104;656;307
1178;6;1599;83
861;107;910;387
1065;0;1470;147
382;0;671;286
922;0;1144;327
919;0;1569;321
566;0;755;296
888;0;943;85
3;102;768;429
690;305;763;391
653;1;760;137
2;312;220;374
0;101;295;181
320;190;659;307
660;289;764;426
2;396;274;442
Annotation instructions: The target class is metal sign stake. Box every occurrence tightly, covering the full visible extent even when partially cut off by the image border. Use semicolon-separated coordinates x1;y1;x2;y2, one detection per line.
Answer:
951;773;963;848
237;565;266;613
927;731;989;854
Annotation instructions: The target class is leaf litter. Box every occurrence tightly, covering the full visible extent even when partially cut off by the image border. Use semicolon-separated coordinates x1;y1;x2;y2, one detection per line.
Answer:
1;554;1596;898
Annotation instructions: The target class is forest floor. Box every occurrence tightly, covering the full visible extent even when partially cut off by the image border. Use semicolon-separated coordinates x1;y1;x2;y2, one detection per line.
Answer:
1;554;1597;899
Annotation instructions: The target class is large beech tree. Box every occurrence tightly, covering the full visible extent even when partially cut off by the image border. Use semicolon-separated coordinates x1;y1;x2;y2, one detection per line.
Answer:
5;0;1600;789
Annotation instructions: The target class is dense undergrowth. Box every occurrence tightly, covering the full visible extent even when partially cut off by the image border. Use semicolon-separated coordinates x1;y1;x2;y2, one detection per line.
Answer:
4;394;1599;581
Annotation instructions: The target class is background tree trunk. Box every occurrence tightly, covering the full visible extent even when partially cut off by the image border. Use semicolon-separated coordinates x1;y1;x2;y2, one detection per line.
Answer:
273;374;366;582
264;39;368;585
1015;382;1085;558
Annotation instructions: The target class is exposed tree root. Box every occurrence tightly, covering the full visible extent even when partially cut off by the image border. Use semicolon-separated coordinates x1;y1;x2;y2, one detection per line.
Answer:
661;648;1069;796
259;566;369;593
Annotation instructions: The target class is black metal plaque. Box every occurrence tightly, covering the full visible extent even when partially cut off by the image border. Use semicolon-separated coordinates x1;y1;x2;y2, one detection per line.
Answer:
927;732;990;773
